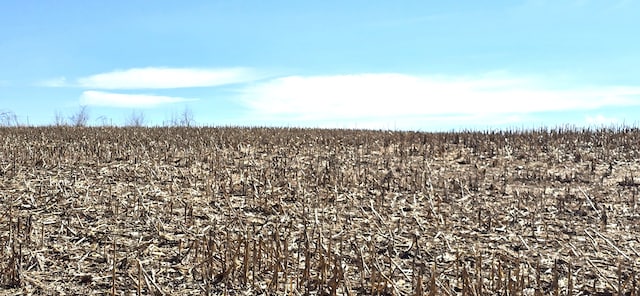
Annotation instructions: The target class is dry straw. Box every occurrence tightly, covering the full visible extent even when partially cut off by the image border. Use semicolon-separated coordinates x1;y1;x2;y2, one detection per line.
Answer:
0;125;639;294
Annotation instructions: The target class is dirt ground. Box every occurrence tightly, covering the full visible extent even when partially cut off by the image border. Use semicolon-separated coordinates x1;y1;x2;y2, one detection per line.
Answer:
1;126;639;295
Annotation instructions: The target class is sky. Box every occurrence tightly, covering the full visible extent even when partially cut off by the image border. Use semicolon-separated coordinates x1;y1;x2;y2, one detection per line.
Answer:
1;0;640;131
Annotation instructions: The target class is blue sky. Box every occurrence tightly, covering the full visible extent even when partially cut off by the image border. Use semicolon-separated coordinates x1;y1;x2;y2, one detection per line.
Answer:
1;0;640;130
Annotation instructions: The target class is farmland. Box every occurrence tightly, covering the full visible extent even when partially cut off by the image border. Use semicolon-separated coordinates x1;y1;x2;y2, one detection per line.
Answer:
1;126;640;295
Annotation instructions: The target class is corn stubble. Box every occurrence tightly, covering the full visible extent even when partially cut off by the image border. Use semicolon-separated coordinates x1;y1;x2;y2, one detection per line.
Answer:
1;126;640;295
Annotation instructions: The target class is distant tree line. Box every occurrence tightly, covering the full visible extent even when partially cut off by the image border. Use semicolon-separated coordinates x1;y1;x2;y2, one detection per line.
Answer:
0;106;196;127
0;110;20;126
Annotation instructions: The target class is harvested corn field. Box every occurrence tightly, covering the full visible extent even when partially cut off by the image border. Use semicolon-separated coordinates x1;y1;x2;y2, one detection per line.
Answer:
1;126;640;295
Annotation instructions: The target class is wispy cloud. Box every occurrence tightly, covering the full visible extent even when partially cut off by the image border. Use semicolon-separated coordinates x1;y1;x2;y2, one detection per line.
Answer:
80;91;197;108
44;67;261;89
39;77;67;87
585;114;620;125
238;73;640;129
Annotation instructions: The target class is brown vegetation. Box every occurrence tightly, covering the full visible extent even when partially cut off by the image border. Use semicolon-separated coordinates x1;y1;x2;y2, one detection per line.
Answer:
1;126;639;295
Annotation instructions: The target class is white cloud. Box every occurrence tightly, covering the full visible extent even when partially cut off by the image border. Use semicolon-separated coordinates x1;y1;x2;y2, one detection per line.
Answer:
238;73;640;129
79;91;197;108
44;67;261;89
585;114;619;125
